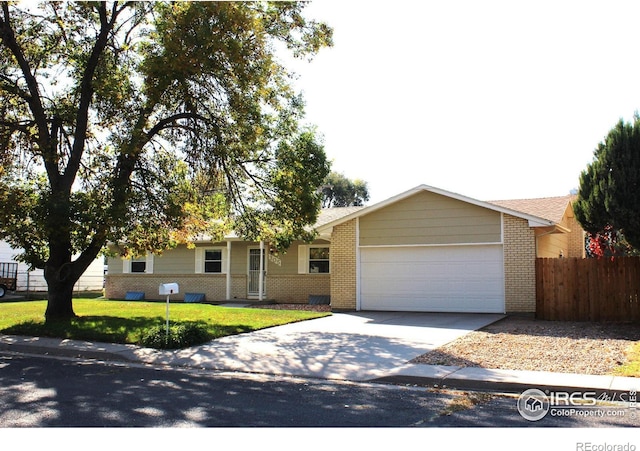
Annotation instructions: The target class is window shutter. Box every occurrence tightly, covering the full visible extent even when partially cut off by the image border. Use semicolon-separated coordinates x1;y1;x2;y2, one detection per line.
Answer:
195;248;204;274
220;248;227;274
145;253;154;274
123;258;131;274
298;245;308;274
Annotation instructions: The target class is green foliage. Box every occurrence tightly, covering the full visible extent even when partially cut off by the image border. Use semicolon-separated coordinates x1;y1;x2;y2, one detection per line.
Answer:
234;128;331;251
0;178;49;269
0;2;333;318
574;117;640;250
321;171;370;208
140;323;212;350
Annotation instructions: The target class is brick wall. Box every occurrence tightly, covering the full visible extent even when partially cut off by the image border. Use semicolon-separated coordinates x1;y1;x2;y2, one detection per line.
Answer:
566;211;586;258
503;214;537;312
106;273;329;304
105;274;246;302
329;218;357;311
266;274;330;303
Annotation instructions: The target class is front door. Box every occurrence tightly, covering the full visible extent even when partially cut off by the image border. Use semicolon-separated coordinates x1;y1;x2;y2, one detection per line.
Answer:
248;247;266;298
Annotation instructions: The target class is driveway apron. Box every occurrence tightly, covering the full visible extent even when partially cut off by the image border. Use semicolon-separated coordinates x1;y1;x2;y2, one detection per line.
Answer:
149;312;504;382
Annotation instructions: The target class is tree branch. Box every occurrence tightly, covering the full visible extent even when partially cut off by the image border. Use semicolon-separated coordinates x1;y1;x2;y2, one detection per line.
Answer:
0;119;36;136
63;2;119;192
145;112;207;142
0;3;54;181
0;74;31;102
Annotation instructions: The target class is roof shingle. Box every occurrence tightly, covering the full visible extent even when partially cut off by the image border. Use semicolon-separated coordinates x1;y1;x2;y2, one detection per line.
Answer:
314;206;365;228
488;195;576;223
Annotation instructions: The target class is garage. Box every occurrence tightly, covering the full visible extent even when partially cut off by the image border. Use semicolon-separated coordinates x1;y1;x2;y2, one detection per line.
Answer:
359;244;505;313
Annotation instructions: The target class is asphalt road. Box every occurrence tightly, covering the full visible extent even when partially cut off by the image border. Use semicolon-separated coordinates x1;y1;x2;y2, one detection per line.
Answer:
1;351;638;449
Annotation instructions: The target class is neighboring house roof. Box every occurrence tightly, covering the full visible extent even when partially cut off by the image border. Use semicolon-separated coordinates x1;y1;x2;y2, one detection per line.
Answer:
315;206;365;229
188;206;364;243
488;195;576;224
315;184;557;234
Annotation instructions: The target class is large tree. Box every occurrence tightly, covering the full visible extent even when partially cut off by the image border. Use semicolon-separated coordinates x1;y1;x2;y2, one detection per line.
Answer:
574;117;640;251
321;171;369;208
0;2;332;321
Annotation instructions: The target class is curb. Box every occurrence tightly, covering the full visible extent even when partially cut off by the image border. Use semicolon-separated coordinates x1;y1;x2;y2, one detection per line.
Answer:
2;335;638;397
373;364;639;396
0;336;138;363
0;342;132;362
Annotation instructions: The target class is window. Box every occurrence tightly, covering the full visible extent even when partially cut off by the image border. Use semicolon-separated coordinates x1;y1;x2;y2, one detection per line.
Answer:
298;245;330;274
123;253;153;274
130;257;146;273
204;249;223;273
196;247;225;274
309;247;330;273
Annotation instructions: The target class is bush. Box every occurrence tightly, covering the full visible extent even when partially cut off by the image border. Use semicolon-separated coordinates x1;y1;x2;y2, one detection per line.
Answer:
140;323;212;349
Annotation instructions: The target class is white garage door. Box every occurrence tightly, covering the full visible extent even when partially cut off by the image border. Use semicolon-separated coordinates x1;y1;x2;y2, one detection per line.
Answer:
360;245;505;313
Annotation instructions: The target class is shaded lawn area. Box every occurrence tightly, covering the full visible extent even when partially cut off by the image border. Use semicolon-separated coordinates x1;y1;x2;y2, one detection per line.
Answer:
0;299;330;347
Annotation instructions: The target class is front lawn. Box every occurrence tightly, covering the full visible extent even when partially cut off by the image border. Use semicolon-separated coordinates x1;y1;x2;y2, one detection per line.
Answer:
0;299;330;348
614;342;640;377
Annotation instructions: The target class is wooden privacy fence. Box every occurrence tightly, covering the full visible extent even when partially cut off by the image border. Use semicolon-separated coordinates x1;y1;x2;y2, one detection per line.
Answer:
536;257;640;321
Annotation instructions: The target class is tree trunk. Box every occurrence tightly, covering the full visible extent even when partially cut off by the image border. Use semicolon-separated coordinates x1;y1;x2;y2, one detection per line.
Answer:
44;221;78;322
43;235;105;323
43;186;78;322
44;276;77;322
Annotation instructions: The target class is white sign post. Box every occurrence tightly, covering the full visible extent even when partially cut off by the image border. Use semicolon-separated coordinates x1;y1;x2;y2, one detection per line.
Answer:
159;283;179;343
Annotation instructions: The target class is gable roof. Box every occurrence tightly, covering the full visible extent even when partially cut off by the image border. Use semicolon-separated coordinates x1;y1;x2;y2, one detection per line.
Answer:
315;184;557;233
487;195;575;224
192;188;574;243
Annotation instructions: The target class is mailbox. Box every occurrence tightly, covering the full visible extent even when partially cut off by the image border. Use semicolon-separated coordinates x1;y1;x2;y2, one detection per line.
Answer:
159;283;179;295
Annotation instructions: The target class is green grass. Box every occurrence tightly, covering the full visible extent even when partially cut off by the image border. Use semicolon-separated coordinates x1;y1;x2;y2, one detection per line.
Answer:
613;342;640;377
0;299;330;348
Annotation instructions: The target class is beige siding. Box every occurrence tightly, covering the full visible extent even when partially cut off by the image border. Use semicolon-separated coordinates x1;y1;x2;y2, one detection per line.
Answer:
154;245;197;274
108;243;245;275
106;244;124;274
536;231;569;258
267;239;330;275
266;243;298;275
105;238;333;303
107;257;123;275
228;241;250;274
359;191;501;246
534;203;585;259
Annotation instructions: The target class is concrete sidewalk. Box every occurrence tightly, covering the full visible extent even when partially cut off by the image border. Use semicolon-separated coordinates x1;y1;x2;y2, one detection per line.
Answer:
0;312;637;396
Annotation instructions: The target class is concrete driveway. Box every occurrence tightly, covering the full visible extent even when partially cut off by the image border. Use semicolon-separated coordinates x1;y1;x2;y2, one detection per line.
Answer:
149;311;504;382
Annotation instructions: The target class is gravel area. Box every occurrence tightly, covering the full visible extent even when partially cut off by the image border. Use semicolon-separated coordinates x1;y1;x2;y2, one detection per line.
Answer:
411;315;640;375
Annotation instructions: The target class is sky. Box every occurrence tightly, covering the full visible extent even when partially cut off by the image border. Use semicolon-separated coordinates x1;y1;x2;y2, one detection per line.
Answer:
286;0;640;205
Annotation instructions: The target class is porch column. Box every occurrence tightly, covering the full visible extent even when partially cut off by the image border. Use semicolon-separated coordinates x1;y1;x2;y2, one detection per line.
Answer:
226;240;232;300
258;240;265;301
